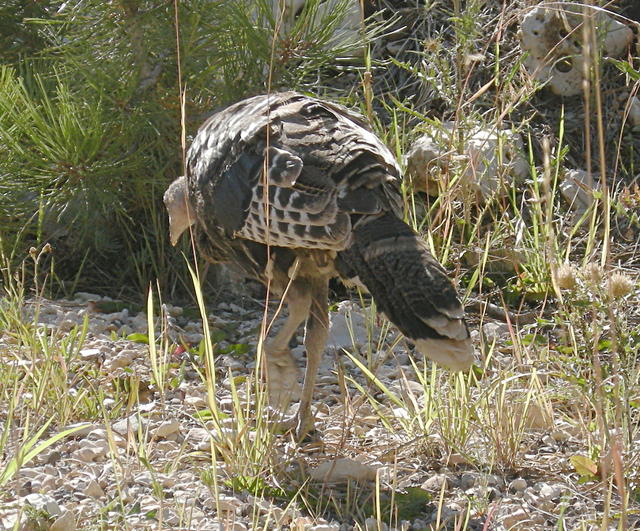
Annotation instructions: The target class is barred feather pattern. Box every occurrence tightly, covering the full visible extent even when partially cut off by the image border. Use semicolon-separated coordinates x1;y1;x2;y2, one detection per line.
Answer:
187;92;402;251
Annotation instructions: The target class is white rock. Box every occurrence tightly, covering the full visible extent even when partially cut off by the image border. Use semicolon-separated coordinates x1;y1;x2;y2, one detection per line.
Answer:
227;303;248;314
130;312;148;332
365;518;388;531
104;349;137;370
85;428;108;441
392;407;410;419
74;292;101;302
217;495;245;513
460;472;479;489
88;440;110;459
560;169;597;216
23;493;62;516
163;303;183;317
328;302;370;351
465;128;528;198
184;395;207;408
438;502;463;521
112;415;143;434
290;345;306;361
482;322;510;342
39;473;58;492
184;332;204;343
0;511;25;530
291;516;315;529
421;474;449;491
446;453;471;466
79;348;101;361
519;5;633;96
629;96;640;127
404;135;445;182
118;324;133;336
219;355;245;370
73;446;99;462
310;458;378;482
84;479;105;499
539;483;563;500
162;508;180;526
155;440;180;453
18;467;40;479
509;478;528;492
59;319;78;332
405;124;528;200
186;427;212;450
134;471;153;486
103;309;128;322
523;487;540;506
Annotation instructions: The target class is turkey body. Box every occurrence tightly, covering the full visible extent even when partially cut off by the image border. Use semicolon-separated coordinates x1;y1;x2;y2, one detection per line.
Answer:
164;92;474;438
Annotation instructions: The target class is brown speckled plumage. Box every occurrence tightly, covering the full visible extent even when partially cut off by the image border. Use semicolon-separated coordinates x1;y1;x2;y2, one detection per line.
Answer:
164;92;474;438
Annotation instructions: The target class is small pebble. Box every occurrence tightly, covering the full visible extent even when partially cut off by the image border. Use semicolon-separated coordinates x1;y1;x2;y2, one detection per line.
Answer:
460;472;479;489
73;447;99;463
509;478;528;492
539;483;562;500
50;510;76;531
79;348;101;361
23;493;62;517
421;474;448;491
83;479;105;499
153;420;181;438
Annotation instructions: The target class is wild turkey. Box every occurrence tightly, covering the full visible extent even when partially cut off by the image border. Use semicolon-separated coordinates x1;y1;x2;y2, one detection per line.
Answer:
164;91;474;438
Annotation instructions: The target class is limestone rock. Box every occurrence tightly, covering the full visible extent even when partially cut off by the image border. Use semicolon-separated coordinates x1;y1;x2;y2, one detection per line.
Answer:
560;169;597;216
519;5;633;96
405;123;528;200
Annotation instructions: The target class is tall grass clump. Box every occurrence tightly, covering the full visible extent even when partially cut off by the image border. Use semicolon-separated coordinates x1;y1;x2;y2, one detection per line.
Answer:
0;247;93;489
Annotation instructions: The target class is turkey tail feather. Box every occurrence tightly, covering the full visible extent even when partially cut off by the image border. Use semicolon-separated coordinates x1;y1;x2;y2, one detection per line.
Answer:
336;213;474;371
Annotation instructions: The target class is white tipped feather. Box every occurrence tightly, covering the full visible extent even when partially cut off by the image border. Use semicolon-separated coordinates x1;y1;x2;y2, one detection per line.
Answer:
422;315;470;341
415;337;475;371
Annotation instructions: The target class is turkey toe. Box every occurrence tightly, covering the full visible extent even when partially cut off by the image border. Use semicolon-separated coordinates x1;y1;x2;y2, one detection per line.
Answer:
265;348;301;410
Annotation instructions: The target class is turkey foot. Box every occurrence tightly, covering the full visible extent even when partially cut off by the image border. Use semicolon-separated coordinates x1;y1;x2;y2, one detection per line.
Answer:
264;346;301;411
268;404;317;441
264;347;317;439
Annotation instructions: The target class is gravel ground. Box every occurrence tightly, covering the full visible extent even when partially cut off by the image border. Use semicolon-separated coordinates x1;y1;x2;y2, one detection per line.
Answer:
1;284;637;530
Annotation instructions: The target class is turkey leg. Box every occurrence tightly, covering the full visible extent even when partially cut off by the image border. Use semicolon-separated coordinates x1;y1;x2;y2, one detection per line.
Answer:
264;282;310;411
294;278;329;439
